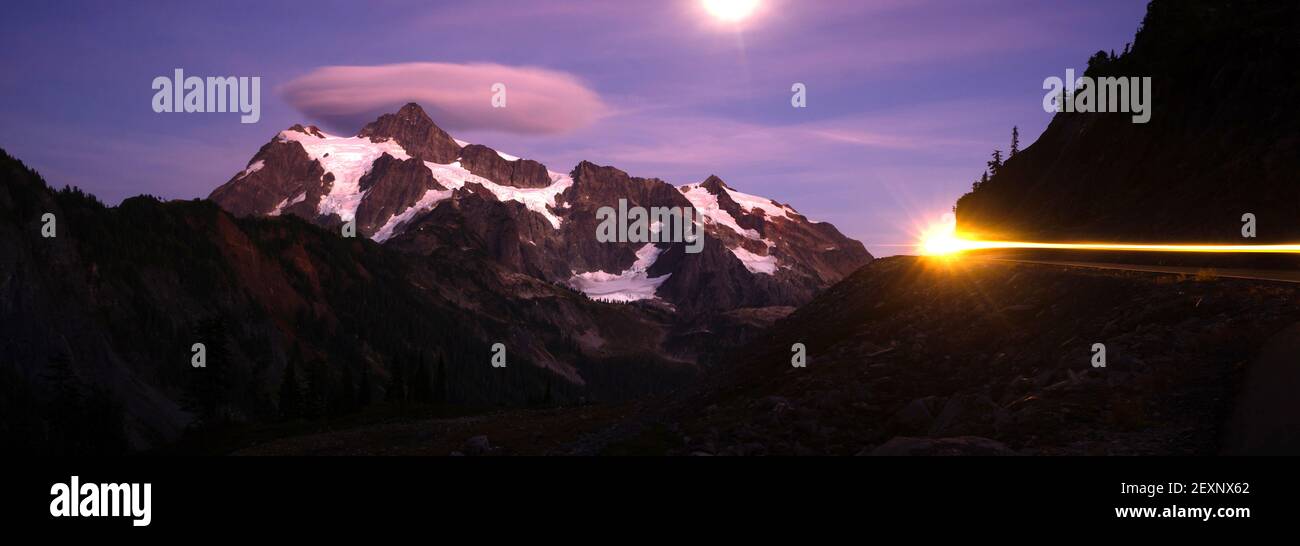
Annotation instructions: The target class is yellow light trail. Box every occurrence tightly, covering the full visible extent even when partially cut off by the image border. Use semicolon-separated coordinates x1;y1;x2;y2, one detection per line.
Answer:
917;222;1300;257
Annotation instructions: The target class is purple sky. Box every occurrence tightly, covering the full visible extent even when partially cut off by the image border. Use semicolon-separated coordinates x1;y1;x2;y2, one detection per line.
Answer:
0;0;1148;255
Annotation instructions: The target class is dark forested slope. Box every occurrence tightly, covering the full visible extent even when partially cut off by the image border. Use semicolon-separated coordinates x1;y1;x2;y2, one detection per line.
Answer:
956;0;1300;243
0;149;695;453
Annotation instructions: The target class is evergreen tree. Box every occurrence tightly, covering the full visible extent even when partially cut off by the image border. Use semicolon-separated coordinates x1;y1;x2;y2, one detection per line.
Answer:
1086;50;1111;74
337;366;358;416
358;367;372;408
1009;126;1020;157
412;353;433;403
42;355;82;453
433;355;447;405
388;354;408;413
304;359;330;419
278;355;303;421
184;317;234;427
987;150;1004;177
38;355;127;455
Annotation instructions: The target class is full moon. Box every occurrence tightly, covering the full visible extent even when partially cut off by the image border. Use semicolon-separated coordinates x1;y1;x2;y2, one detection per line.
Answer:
703;0;760;23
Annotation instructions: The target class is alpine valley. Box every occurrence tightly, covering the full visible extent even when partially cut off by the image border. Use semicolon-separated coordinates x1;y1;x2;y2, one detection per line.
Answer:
0;103;870;452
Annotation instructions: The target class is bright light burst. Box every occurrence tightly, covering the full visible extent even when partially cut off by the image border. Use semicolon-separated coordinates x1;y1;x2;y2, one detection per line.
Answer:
917;220;1300;257
703;0;760;23
918;215;965;257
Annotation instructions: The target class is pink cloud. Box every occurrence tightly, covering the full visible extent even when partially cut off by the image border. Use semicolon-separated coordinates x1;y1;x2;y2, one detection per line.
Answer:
278;62;608;135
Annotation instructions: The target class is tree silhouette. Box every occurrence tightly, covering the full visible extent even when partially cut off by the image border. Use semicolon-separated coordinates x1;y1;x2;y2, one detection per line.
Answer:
1085;50;1112;76
278;353;303;421
358;366;372;408
433;354;448;405
412;352;433;403
388;353;409;414
184;317;234;428
987;150;1004;177
337;366;358;416
304;359;330;419
35;355;128;455
1010;127;1020;157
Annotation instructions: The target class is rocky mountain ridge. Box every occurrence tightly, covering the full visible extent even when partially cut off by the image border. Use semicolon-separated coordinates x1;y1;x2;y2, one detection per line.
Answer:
210;103;873;314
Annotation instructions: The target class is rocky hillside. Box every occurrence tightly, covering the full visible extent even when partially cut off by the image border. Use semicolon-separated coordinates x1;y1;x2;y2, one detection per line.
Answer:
626;257;1300;456
210;103;871;314
231;258;1300;456
956;0;1300;244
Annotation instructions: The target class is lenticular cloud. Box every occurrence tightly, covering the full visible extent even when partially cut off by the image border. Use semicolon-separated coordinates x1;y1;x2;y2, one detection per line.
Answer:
279;62;607;135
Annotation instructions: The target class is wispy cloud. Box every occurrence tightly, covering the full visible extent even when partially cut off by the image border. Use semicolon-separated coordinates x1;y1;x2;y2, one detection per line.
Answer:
279;62;609;135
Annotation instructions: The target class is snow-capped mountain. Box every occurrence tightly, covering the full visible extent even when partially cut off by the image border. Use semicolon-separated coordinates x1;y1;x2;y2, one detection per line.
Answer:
210;103;871;313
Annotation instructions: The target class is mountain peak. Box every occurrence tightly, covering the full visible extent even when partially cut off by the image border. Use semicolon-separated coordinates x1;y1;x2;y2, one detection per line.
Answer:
286;124;325;138
357;102;461;163
699;175;731;193
397;102;428;117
